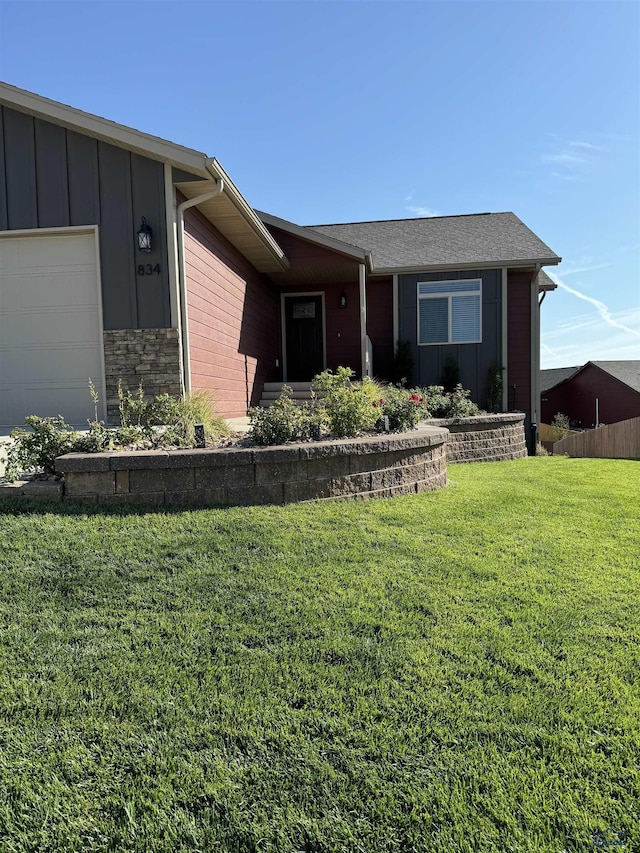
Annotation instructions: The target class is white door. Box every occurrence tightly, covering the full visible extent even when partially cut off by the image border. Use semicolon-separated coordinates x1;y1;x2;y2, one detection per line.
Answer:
0;230;104;429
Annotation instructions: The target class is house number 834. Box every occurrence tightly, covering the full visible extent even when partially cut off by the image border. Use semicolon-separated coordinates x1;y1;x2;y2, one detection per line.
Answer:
137;263;161;276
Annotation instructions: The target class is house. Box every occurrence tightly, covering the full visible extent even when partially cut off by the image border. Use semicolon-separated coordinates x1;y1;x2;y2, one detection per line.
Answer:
541;361;640;428
0;82;561;454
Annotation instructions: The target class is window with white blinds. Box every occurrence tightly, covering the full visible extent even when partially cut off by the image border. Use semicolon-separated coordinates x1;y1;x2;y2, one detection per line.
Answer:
418;279;482;345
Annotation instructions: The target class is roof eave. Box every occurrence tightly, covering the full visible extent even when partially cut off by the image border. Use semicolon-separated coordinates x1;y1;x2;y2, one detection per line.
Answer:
0;82;289;273
207;164;289;270
0;81;211;175
369;257;562;276
258;211;373;270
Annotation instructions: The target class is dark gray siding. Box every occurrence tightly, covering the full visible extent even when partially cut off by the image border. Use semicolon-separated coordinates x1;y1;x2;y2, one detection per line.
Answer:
398;268;502;408
0;106;170;330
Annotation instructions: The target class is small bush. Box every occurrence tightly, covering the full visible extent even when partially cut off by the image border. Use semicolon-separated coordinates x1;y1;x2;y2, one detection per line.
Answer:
445;384;481;418
552;412;571;440
379;386;429;431
4;386;230;480
312;368;381;438
441;356;460;391
419;385;450;417
417;383;481;419
486;362;504;412
392;339;414;386
5;416;79;481
247;386;323;446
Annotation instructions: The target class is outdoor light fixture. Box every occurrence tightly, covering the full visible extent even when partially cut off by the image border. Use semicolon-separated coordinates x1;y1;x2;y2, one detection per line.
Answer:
137;217;152;253
194;423;205;448
339;291;347;309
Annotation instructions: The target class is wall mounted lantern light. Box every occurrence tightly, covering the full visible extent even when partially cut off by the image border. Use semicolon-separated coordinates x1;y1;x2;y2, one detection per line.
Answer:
137;217;152;253
339;291;347;309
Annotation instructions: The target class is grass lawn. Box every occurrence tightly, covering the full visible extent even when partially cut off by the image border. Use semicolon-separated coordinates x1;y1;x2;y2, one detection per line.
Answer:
0;456;638;852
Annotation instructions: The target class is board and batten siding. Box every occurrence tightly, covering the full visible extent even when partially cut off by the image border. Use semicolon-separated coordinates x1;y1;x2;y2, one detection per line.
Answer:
183;206;279;418
398;269;502;405
0;105;170;330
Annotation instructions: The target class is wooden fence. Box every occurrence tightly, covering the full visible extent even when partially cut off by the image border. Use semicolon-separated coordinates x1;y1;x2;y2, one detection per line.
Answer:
553;416;640;459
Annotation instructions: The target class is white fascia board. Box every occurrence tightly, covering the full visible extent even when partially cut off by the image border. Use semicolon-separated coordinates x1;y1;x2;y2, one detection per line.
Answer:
257;210;372;267
0;81;210;175
370;257;562;276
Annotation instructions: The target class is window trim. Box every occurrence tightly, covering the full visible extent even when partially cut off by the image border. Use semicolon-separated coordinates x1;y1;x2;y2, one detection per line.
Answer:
417;278;482;346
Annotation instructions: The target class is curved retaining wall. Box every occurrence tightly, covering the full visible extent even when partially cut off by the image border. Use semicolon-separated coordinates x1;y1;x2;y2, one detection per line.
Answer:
57;425;448;507
426;412;527;463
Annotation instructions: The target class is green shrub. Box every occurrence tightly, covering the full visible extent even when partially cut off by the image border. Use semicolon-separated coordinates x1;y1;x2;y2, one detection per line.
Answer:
312;368;381;438
552;412;571;439
485;362;504;412
441;355;461;391
247;386;323;446
417;383;481;419
445;383;481;417
392;339;414;386
379;386;429;431
4;386;230;480
419;385;450;417
5;416;79;481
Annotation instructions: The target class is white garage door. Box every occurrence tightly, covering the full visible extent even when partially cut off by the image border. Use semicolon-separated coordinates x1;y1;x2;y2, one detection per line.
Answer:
0;229;104;429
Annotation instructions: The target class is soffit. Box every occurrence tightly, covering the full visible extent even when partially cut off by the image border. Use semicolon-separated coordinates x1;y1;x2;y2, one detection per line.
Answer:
176;181;288;274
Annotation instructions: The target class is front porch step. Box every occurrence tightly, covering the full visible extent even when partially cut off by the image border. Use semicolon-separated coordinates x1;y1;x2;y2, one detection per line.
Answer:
258;382;320;408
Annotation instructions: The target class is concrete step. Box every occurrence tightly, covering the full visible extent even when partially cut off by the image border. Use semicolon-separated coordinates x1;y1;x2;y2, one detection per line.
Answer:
258;381;323;408
262;382;313;392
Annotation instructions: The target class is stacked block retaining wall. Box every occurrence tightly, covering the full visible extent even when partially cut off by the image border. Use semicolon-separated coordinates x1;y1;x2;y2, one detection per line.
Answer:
57;426;448;507
426;413;527;463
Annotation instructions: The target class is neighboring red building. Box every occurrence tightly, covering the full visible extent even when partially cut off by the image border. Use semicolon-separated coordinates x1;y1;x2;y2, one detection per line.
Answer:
541;361;640;428
1;81;561;456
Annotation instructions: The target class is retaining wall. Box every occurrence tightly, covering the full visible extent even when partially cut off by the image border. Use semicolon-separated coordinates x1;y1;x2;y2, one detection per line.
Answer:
425;413;527;463
57;425;448;507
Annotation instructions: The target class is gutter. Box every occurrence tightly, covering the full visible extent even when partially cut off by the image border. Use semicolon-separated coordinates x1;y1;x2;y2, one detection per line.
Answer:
176;179;225;393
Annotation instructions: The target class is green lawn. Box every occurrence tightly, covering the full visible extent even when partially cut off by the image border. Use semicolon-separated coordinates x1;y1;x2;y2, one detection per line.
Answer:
0;457;638;852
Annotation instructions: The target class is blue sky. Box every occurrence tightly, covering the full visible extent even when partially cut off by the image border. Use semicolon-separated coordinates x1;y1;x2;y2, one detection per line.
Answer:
1;0;638;368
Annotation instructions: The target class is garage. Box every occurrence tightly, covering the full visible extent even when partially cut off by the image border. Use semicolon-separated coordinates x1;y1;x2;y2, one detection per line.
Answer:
0;228;105;429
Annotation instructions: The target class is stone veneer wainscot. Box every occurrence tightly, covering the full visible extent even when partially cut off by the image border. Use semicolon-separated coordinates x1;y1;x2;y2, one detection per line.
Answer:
103;329;182;422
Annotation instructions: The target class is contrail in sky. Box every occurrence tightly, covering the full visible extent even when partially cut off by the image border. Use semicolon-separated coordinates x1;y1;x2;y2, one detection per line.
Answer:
553;279;640;339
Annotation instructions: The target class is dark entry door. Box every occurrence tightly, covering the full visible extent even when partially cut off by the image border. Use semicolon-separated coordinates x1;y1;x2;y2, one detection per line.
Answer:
284;295;324;381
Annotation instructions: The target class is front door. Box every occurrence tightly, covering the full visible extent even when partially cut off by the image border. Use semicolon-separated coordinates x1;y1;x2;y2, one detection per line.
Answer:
284;295;324;381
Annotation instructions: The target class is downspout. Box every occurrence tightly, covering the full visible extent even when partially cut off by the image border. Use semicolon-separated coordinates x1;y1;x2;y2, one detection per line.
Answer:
176;179;224;393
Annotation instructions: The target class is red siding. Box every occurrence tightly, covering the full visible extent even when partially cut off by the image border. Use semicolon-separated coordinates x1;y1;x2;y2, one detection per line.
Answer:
542;364;640;428
366;276;394;380
507;270;533;413
268;227;361;271
184;207;279;418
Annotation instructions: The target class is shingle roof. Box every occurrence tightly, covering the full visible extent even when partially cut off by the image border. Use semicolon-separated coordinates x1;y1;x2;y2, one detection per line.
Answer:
590;361;640;393
540;366;581;393
307;212;560;271
538;270;557;291
540;361;640;394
